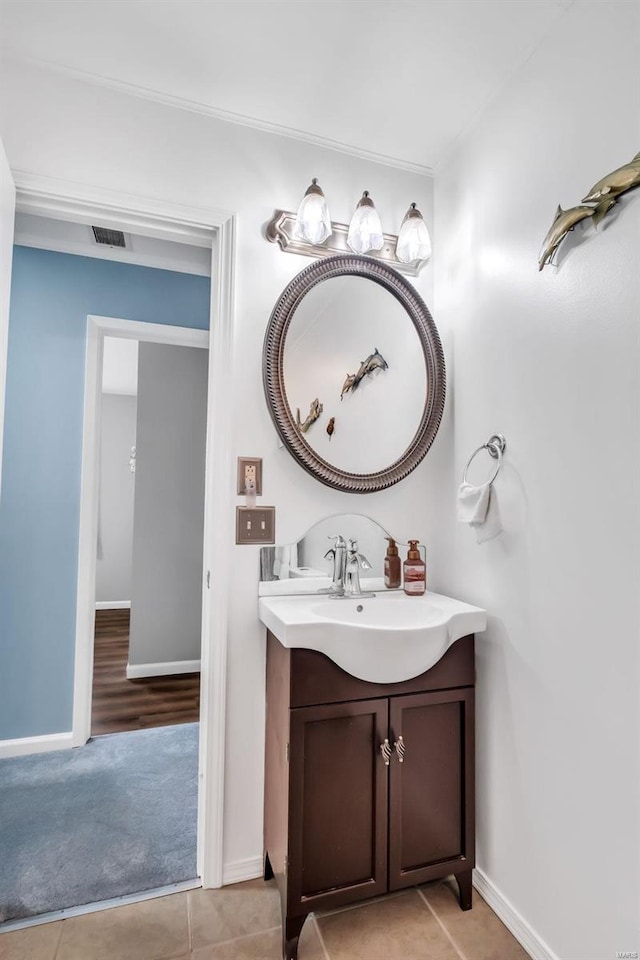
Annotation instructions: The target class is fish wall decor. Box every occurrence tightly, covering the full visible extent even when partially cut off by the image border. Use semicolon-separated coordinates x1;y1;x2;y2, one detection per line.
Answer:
326;417;335;440
296;398;323;434
539;151;640;271
538;204;597;271
582;152;640;205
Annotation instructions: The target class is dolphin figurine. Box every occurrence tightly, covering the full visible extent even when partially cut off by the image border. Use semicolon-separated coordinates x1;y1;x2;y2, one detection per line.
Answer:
538;204;596;271
582;151;640;204
340;372;356;401
352;348;389;391
364;347;389;375
296;398;323;434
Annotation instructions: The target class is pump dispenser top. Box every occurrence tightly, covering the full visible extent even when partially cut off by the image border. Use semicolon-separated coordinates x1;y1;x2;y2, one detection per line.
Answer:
407;540;420;559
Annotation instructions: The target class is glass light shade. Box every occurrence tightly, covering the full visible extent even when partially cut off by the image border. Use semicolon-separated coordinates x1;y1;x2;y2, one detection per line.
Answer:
293;178;332;245
347;191;384;254
396;203;432;263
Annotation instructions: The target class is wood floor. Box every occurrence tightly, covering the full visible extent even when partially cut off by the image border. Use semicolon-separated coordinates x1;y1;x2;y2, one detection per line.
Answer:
92;609;200;736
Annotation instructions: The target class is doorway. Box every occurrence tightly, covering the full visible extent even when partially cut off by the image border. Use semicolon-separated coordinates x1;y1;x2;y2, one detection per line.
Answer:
92;332;208;737
0;175;234;924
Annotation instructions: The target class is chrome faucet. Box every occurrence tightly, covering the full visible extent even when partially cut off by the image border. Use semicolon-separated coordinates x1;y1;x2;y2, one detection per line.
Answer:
343;539;375;598
322;534;348;595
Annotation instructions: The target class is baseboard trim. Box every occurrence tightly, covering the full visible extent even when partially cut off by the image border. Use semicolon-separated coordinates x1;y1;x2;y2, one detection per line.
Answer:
473;867;558;960
126;659;201;680
95;600;131;610
222;856;263;886
0;732;74;760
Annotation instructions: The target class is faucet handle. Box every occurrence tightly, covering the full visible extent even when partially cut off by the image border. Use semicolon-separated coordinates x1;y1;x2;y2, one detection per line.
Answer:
347;539;371;570
323;547;336;561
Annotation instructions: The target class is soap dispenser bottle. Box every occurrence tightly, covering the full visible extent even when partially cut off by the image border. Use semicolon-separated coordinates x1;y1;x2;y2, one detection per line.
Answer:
384;537;401;589
403;540;426;596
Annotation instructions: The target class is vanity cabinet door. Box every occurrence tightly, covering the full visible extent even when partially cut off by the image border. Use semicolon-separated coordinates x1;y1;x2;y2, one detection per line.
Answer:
388;688;475;890
287;699;389;913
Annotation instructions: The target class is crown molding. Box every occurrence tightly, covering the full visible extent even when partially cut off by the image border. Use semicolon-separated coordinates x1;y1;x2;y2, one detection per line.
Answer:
3;51;434;179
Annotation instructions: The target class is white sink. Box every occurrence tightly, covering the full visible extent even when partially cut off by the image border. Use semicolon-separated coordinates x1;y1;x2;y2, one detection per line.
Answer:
258;590;487;683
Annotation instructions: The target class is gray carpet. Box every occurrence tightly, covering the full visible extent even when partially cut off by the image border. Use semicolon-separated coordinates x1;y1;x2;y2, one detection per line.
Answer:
0;723;198;922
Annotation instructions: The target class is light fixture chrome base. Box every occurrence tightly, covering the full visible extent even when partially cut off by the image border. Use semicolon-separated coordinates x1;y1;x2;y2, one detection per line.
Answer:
265;210;426;277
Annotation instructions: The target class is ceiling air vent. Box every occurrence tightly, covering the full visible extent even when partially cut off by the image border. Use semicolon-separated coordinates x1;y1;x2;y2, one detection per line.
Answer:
92;226;126;248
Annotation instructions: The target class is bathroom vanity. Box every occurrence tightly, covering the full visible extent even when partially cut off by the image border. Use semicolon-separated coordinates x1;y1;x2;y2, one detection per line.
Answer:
263;627;477;960
258;251;481;959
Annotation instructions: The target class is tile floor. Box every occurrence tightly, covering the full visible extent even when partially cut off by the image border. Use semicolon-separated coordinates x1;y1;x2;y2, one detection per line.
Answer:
0;877;531;960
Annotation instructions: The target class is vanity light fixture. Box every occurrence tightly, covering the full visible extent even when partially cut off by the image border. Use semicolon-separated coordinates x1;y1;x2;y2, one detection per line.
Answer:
292;178;332;246
346;191;384;255
266;189;431;276
396;203;432;264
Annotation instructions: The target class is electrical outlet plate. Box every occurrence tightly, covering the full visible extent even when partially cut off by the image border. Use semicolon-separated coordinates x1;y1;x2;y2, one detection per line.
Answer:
236;506;275;545
237;457;263;495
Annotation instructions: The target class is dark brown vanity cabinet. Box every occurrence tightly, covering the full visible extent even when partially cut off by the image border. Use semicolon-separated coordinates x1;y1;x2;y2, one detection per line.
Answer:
264;632;475;960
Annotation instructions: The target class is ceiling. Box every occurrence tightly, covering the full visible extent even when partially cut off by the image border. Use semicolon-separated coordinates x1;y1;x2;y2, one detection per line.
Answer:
0;0;574;171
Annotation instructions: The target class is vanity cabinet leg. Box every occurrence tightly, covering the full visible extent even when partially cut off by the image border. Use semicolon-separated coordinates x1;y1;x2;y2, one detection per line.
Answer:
283;914;307;960
264;851;274;881
455;869;473;911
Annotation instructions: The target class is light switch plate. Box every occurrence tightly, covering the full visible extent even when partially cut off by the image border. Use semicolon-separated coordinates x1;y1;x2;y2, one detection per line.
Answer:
236;506;275;544
237;457;263;495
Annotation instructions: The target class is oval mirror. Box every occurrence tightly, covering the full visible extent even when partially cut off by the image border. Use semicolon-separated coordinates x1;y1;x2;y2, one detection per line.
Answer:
263;255;445;493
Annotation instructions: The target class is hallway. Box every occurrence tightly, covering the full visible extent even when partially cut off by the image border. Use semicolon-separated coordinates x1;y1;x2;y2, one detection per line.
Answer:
92;610;200;736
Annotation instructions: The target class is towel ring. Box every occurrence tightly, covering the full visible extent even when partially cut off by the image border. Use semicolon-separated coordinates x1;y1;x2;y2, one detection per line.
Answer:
462;434;506;486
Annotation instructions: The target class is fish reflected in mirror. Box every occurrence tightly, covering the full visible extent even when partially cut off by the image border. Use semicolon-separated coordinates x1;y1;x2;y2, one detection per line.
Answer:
326;416;335;440
341;348;389;398
296;398;323;434
340;373;356;401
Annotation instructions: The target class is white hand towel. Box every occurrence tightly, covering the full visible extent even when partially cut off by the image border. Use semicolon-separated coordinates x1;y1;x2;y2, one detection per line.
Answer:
273;544;299;579
474;487;502;543
457;481;491;524
457;481;503;542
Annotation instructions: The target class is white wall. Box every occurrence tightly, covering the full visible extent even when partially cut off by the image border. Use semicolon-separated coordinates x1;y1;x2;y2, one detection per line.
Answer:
102;335;139;396
96;393;137;604
129;341;208;668
0;58;439;878
434;3;639;958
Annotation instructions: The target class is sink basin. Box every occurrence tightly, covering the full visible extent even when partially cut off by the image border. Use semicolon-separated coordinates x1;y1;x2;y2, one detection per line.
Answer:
258;590;487;683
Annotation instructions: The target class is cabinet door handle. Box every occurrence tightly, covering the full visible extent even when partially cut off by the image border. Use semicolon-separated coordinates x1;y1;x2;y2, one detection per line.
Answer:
394;735;406;763
379;739;392;766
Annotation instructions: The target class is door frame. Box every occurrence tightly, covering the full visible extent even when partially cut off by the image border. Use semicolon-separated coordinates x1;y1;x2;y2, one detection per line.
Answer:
0;138;16;504
75;315;208;733
13;171;236;889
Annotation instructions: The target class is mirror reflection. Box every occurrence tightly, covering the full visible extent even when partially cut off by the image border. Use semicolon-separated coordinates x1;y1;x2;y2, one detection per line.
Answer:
283;276;427;474
260;513;410;590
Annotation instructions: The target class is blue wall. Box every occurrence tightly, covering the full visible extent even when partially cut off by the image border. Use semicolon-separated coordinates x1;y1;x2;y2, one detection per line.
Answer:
0;247;210;739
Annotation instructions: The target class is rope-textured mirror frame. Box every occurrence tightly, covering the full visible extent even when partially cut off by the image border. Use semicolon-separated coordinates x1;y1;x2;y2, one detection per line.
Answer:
263;254;446;493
